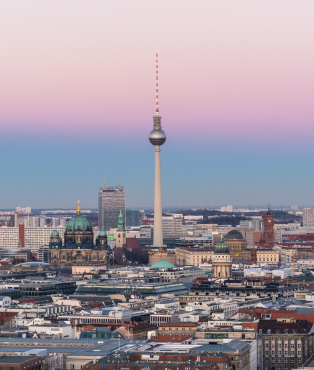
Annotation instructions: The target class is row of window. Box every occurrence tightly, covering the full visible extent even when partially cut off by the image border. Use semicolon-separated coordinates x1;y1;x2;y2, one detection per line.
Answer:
265;364;301;370
265;354;302;361
258;257;277;261
265;343;302;349
264;337;302;341
265;350;301;356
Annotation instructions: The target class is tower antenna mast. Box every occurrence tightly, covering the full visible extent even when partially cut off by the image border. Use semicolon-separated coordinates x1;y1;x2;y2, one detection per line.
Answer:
155;53;159;117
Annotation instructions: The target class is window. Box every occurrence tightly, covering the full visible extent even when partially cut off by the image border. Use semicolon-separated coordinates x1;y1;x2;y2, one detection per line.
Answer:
298;358;302;363
102;367;108;370
278;359;281;363
285;351;288;356
278;367;281;370
272;351;275;356
272;358;275;363
278;343;282;349
291;343;294;348
265;351;268;356
291;359;294;364
265;359;268;364
285;344;288;349
291;351;294;356
298;344;301;348
278;351;281;356
298;351;301;356
284;359;288;363
265;343;269;348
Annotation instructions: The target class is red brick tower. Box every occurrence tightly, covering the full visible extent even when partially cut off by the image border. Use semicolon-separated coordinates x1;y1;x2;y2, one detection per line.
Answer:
263;206;275;243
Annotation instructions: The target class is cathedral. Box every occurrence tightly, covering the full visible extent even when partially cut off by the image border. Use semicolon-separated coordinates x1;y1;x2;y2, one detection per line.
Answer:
49;203;110;266
211;235;232;279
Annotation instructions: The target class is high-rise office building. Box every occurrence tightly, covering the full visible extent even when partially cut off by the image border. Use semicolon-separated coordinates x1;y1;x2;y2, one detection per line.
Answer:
149;53;166;247
51;217;60;227
10;212;24;227
98;182;125;231
126;209;141;227
303;208;314;227
39;216;47;227
162;214;183;236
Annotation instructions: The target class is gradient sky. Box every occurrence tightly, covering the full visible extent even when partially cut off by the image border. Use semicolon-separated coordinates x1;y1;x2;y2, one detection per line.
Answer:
1;0;314;209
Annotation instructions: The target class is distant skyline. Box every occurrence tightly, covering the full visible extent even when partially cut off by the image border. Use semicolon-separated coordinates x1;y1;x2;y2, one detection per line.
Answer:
1;1;314;208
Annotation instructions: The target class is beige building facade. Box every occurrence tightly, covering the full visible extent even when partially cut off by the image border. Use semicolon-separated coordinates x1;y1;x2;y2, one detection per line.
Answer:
256;249;279;267
176;247;214;266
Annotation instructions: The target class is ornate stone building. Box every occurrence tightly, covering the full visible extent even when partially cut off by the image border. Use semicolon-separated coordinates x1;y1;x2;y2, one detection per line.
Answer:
49;203;109;266
211;236;232;279
224;229;250;261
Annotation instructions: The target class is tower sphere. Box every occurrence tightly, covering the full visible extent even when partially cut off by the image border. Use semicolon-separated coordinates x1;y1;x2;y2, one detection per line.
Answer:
149;129;166;146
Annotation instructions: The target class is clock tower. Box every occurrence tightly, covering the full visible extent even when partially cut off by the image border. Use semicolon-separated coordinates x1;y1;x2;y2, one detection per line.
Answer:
262;206;275;243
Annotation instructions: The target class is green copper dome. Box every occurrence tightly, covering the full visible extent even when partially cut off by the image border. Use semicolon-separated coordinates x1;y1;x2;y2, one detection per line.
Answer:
98;229;107;237
150;259;176;269
51;230;59;237
214;236;229;254
65;205;92;232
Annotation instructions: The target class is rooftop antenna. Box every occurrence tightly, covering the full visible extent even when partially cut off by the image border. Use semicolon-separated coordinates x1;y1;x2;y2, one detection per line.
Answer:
118;177;120;188
155;53;159;117
104;177;105;186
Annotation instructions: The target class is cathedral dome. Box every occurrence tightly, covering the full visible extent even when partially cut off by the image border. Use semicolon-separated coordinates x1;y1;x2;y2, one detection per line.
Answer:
51;230;59;237
65;214;92;232
224;230;243;240
65;203;92;232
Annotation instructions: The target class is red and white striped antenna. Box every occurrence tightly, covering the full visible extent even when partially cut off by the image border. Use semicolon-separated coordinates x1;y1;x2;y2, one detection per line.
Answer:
155;53;159;116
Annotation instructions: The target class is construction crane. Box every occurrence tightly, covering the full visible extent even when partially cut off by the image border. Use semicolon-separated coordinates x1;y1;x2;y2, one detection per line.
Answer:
281;252;296;276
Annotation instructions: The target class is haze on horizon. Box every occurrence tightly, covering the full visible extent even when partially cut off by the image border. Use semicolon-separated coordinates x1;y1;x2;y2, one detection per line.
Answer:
0;0;314;209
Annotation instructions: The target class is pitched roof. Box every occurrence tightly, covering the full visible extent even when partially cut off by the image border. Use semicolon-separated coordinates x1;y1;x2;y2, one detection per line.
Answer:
258;319;313;334
159;323;198;327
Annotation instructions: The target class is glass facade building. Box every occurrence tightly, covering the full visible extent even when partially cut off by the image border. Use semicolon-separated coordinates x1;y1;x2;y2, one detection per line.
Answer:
98;185;125;231
126;209;141;227
75;282;189;297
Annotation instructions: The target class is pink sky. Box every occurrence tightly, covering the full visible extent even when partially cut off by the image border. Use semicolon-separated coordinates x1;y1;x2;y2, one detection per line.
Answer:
0;0;313;142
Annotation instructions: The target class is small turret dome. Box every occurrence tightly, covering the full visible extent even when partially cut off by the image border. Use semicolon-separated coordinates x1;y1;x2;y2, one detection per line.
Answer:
51;230;59;237
215;235;229;254
98;230;107;237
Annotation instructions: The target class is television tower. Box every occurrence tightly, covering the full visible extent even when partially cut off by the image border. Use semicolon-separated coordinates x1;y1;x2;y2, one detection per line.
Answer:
149;53;166;247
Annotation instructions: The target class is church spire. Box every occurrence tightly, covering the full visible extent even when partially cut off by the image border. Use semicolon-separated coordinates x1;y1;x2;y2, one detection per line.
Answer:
77;200;81;215
117;209;125;231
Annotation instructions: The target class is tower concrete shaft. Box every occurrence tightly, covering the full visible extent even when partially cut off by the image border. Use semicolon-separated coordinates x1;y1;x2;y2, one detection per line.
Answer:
153;145;163;247
149;54;166;247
